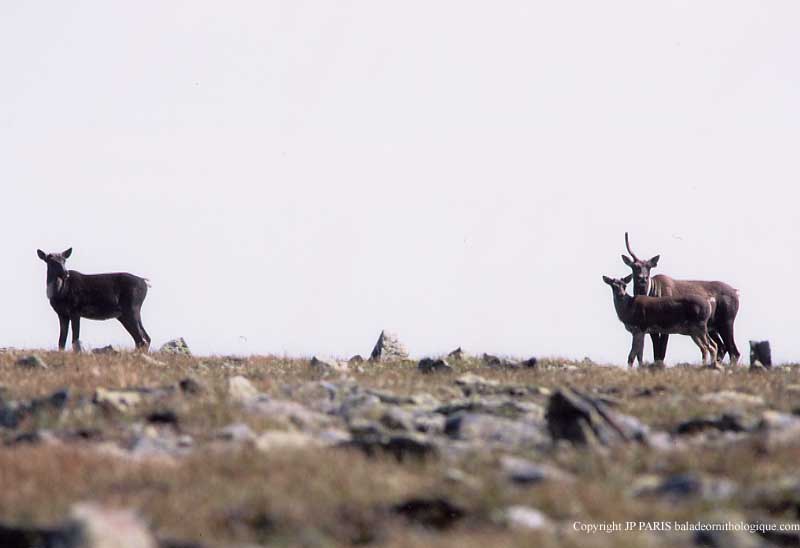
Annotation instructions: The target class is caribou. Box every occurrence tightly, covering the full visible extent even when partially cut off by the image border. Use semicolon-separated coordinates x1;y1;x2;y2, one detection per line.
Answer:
621;233;740;366
603;275;718;366
37;248;151;351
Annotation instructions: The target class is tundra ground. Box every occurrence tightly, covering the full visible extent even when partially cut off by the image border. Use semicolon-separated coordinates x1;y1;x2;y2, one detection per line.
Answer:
0;351;799;547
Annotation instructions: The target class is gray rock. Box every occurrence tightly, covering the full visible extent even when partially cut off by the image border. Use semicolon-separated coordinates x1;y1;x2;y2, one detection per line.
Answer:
159;338;191;356
369;330;409;362
310;356;348;373
348;355;364;364
130;429;193;460
675;413;750;436
246;398;334;431
16;354;48;369
632;473;737;501
546;387;650;446
445;412;548;450
70;502;157;548
699;391;764;407
216;423;257;443
92;345;121;355
344;429;438;461
228;376;260;403
482;353;520;368
500;455;573;485
454;373;549;398
501;506;551;531
418;358;453;374
448;347;465;360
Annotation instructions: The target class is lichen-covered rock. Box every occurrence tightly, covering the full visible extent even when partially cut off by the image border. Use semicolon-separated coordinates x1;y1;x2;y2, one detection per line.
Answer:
228;376;260;403
159;338;191;356
369;330;409;362
16;354;48;369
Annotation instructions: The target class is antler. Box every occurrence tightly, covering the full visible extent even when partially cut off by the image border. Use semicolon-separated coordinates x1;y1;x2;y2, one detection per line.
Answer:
624;232;639;261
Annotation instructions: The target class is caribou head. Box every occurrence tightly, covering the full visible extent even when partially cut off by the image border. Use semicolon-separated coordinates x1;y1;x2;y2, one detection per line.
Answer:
620;232;659;296
37;248;72;299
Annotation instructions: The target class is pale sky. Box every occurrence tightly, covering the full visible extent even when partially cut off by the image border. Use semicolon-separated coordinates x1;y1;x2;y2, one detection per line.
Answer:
2;2;798;363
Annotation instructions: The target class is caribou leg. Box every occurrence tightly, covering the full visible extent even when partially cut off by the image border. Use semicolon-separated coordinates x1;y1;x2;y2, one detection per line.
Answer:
70;314;82;352
118;313;147;349
58;314;69;351
709;330;727;362
628;333;645;367
691;335;709;365
719;321;740;365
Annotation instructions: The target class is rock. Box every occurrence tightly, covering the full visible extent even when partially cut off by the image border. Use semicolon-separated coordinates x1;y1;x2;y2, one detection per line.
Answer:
369;330;409;362
699;391;764;407
216;423;257;443
228;376;260;403
750;340;772;367
15;354;48;369
255;430;325;451
675;413;750;436
146;410;178;425
454;373;549;398
499;455;573;485
436;398;544;420
632;473;736;501
348;355;364;364
482;353;519;368
417;358;453;374
392;497;465;530
309;356;348;373
92;345;121;355
448;347;464;360
501;506;550;531
246;398;334;431
445;412;548;450
344;430;438;461
545;388;649;446
520;357;538;368
93;388;144;412
130;430;193;460
70;502;157;548
0;389;69;429
178;377;205;395
159;338;191;356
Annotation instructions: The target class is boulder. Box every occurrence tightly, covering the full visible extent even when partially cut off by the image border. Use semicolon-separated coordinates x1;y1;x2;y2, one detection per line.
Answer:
228;376;260;403
15;354;48;369
545;388;649;446
417;358;453;374
159;338;191;356
369;330;409;362
750;340;772;367
310;356;348;373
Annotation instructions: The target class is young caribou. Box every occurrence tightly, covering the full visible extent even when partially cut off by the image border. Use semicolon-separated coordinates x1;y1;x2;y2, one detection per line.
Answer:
602;275;717;367
37;248;152;351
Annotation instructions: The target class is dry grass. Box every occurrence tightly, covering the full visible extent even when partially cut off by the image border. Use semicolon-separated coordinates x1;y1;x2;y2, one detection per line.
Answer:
1;350;799;547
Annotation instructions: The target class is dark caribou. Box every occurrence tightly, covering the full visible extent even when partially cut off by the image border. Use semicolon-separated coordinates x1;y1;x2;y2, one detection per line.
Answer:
37;248;151;351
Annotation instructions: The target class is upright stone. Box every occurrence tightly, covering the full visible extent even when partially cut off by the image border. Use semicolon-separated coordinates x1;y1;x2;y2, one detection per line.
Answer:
159;338;191;356
750;340;772;368
370;330;409;362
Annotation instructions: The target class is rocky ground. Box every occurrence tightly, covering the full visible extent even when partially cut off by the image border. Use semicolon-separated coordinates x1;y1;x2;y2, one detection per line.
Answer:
1;342;800;548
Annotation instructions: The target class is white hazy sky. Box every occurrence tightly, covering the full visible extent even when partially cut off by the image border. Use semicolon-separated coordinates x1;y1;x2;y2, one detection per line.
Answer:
2;1;798;363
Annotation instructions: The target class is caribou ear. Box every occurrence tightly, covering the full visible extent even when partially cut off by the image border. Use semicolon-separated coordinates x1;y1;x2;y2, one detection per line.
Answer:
37;249;47;261
622;274;633;284
602;276;613;285
621;255;634;267
647;255;659;268
62;248;73;258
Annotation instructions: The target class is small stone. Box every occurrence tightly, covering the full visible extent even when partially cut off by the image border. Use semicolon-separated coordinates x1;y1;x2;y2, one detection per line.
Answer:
92;345;121;355
502;506;550;530
216;423;257;443
500;455;573;485
16;354;48;369
310;356;348;373
159;338;191;356
418;358;453;374
228;376;260;403
699;391;764;407
448;347;464;360
369;330;409;362
94;388;144;412
70;502;157;548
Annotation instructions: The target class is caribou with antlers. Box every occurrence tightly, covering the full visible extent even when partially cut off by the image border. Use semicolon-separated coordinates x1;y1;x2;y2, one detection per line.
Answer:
621;233;740;366
37;248;152;351
603;275;718;366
